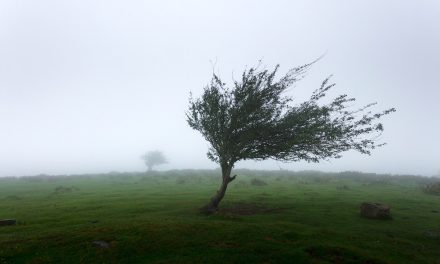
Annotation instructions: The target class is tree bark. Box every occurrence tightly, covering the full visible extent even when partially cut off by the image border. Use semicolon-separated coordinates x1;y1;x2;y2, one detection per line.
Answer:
200;163;236;214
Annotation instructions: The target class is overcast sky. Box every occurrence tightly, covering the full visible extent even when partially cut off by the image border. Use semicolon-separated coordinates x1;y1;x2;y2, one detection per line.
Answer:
0;0;439;177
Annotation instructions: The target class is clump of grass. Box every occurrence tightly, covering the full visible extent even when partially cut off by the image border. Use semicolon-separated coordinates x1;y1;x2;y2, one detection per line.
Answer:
423;182;440;195
176;177;186;185
54;186;78;194
310;176;332;184
4;195;22;200
336;184;350;190
275;176;283;181
235;180;249;187
250;178;267;186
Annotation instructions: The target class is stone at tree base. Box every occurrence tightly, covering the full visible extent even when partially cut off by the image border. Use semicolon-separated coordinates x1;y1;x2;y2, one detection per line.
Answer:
360;202;391;219
0;219;17;226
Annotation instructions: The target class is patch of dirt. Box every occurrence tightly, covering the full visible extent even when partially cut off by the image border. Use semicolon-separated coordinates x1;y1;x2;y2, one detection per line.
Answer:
219;202;287;216
0;219;17;227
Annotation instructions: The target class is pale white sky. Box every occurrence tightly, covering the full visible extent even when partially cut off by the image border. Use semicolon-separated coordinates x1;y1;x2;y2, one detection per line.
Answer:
0;0;439;176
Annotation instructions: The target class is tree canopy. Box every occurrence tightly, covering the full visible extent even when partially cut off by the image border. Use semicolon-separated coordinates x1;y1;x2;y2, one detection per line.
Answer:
186;61;395;213
142;150;167;171
188;62;394;165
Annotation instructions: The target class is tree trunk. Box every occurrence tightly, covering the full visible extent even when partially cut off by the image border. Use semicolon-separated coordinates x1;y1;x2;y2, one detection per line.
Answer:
200;163;236;214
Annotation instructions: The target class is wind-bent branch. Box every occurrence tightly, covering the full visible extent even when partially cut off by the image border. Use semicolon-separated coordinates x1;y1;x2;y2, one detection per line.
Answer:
187;61;395;214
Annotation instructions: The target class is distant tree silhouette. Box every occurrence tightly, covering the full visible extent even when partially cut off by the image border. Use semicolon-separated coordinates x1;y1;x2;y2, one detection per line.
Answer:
187;61;395;214
142;151;167;171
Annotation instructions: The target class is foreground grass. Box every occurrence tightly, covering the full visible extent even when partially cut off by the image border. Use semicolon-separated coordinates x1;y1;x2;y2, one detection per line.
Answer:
1;170;440;263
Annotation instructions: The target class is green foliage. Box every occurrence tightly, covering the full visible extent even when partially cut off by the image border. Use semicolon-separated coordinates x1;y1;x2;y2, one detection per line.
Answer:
187;62;395;165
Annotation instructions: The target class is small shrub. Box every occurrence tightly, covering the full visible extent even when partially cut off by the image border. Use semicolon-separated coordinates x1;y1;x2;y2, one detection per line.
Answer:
424;182;440;195
251;178;267;186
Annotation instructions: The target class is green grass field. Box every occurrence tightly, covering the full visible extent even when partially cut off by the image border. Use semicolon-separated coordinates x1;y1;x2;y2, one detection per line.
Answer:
1;170;440;263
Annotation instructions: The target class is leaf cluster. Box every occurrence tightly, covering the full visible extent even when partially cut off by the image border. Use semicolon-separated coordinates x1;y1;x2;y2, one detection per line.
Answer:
187;62;395;165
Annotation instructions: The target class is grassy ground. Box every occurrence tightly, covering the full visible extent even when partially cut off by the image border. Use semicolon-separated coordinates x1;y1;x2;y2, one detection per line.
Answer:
1;170;440;263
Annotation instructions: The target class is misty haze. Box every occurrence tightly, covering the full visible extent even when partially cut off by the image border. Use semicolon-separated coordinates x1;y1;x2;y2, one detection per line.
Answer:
1;1;440;263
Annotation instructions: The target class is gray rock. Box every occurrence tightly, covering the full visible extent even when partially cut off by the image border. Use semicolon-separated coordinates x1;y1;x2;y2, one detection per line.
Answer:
0;219;17;226
92;240;110;248
424;230;440;238
360;202;391;219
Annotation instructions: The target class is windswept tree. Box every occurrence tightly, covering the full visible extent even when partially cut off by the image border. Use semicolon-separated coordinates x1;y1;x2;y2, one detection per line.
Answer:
187;61;395;214
142;150;167;171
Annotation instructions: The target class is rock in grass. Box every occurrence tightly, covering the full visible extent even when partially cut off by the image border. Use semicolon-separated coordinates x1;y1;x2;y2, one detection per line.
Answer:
360;202;391;219
0;219;17;226
92;240;110;249
424;230;440;238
